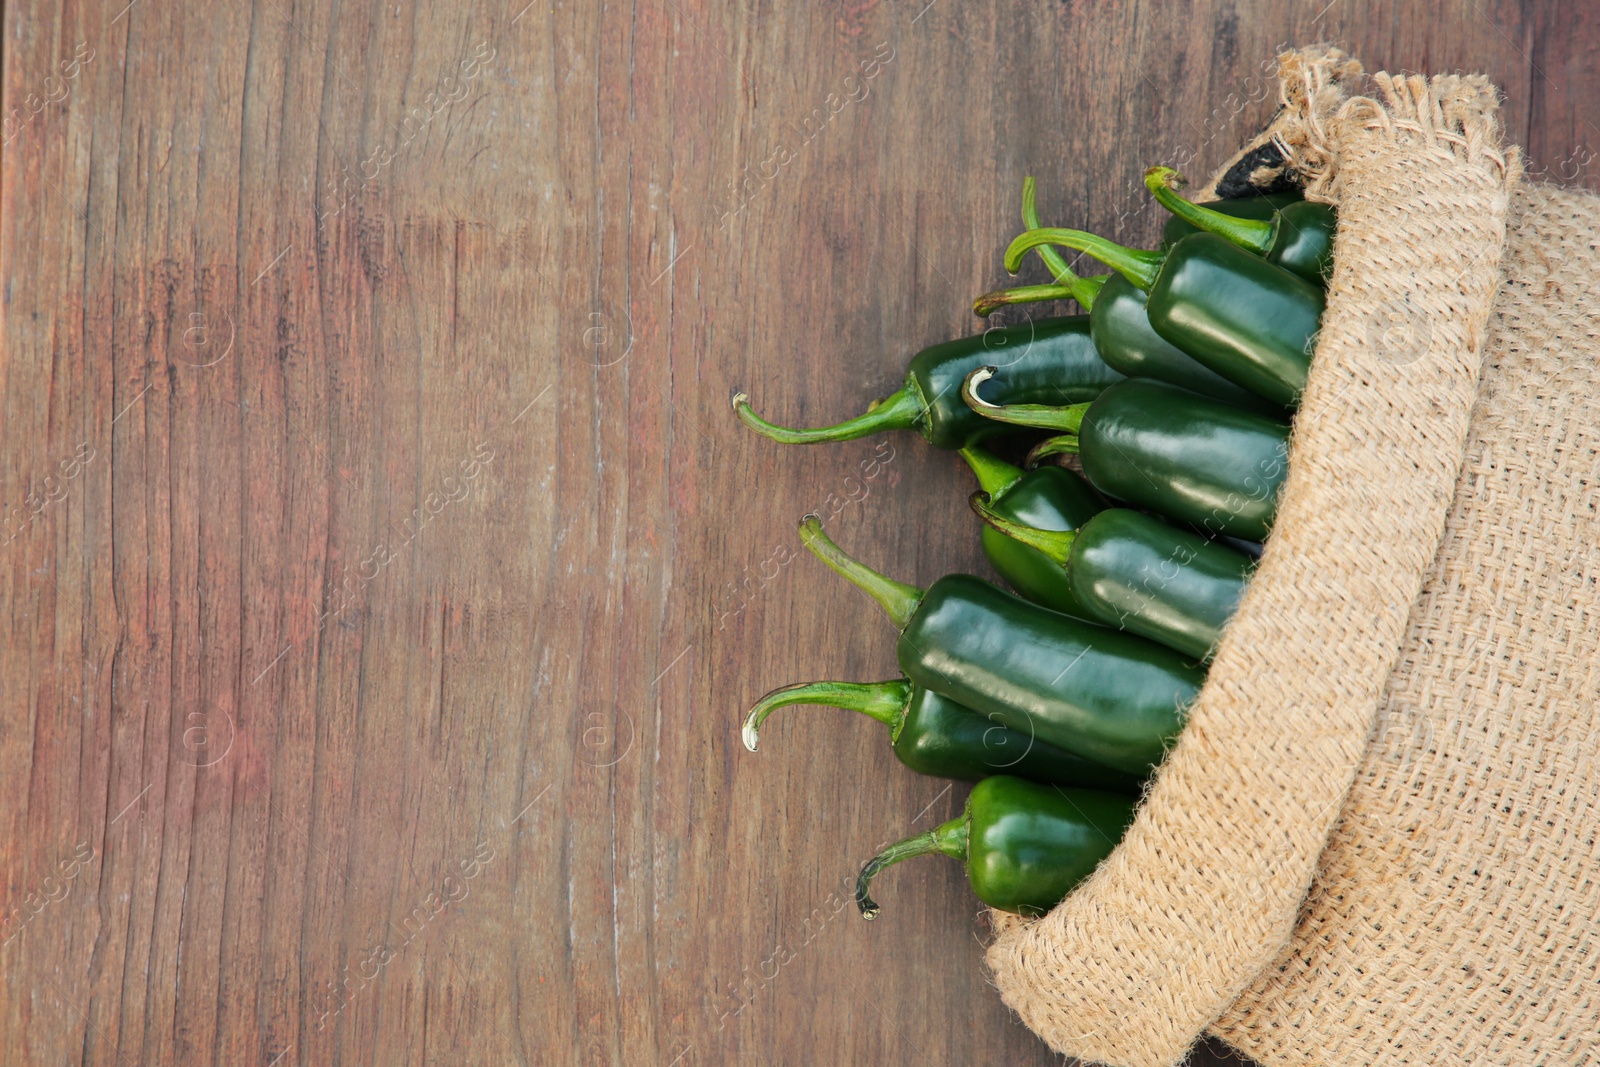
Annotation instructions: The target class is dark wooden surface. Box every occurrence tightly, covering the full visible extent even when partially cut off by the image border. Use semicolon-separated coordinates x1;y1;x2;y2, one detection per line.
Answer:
3;2;1597;1064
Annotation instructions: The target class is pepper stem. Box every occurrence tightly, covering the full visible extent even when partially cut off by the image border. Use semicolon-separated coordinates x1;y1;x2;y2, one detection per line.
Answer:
1027;435;1081;465
973;179;1111;316
972;282;1082;318
1004;228;1164;293
958;446;1024;499
856;814;969;919
742;679;912;753
1144;166;1275;255
970;492;1077;566
962;367;1091;433
1021;176;1106;311
798;516;924;630
733;376;926;444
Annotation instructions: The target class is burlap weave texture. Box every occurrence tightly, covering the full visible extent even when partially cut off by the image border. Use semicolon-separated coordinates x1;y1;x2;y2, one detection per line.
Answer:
987;49;1599;1067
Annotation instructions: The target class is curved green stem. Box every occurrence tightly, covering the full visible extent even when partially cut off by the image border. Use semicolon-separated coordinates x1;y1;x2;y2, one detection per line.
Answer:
798;516;924;630
972;281;1080;318
1021;177;1105;310
1026;435;1081;465
974;179;1112;315
970;492;1078;566
961;367;1091;433
1020;176;1070;282
1144;166;1274;255
733;376;926;444
958;446;1023;499
1004;228;1164;292
742;679;912;753
857;814;969;919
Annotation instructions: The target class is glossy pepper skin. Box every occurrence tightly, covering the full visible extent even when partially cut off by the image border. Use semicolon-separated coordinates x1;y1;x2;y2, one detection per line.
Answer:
1159;188;1306;250
1149;167;1334;284
856;775;1136;918
742;678;1146;793
965;373;1291;543
972;179;1281;414
733;316;1122;450
798;518;1202;777
1006;226;1325;409
1080;380;1289;542
1145;237;1325;408
961;446;1103;617
901;574;1199;775
972;497;1254;662
1089;273;1283;414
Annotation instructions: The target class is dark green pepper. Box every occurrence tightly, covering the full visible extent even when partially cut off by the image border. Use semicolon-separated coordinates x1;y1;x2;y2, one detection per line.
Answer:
965;371;1290;543
733;314;1122;450
1159;187;1307;250
1148;167;1334;285
856;775;1135;918
961;446;1103;617
742;678;1146;793
1088;273;1283;414
799;518;1201;776
1006;224;1325;409
971;496;1253;662
973;180;1279;414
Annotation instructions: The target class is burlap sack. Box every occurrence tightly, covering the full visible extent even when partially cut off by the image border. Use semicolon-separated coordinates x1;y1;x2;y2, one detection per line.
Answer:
986;48;1600;1067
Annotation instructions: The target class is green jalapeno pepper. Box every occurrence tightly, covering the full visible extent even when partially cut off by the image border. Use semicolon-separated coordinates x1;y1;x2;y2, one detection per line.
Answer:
799;518;1201;776
971;496;1253;662
856;775;1136;918
1148;167;1334;285
973;180;1281;413
1087;273;1284;413
1159;187;1307;250
742;678;1146;793
1006;223;1325;409
965;371;1291;543
961;446;1103;617
733;312;1122;450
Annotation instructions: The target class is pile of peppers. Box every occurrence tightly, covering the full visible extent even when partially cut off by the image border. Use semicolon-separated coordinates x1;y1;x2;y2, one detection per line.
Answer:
735;166;1333;920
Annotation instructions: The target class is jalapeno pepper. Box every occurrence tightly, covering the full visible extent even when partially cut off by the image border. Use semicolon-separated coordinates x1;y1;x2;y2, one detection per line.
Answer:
973;181;1281;414
799;518;1200;775
1087;273;1285;413
971;495;1253;662
733;313;1123;450
961;446;1103;617
1148;167;1334;285
1159;187;1307;250
1006;223;1325;409
742;678;1146;793
856;775;1135;918
964;370;1290;543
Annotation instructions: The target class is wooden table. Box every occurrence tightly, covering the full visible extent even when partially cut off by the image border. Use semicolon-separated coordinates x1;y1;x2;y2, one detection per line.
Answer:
3;2;1594;1063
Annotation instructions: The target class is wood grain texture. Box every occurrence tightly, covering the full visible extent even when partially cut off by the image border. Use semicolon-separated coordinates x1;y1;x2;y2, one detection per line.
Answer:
1;2;1594;1064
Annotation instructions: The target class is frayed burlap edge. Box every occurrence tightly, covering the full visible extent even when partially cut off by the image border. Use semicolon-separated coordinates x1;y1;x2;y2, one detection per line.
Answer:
984;48;1520;1067
1190;46;1363;201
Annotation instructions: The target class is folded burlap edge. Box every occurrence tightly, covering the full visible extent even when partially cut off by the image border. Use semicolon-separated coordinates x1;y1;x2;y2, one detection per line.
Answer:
984;47;1521;1067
